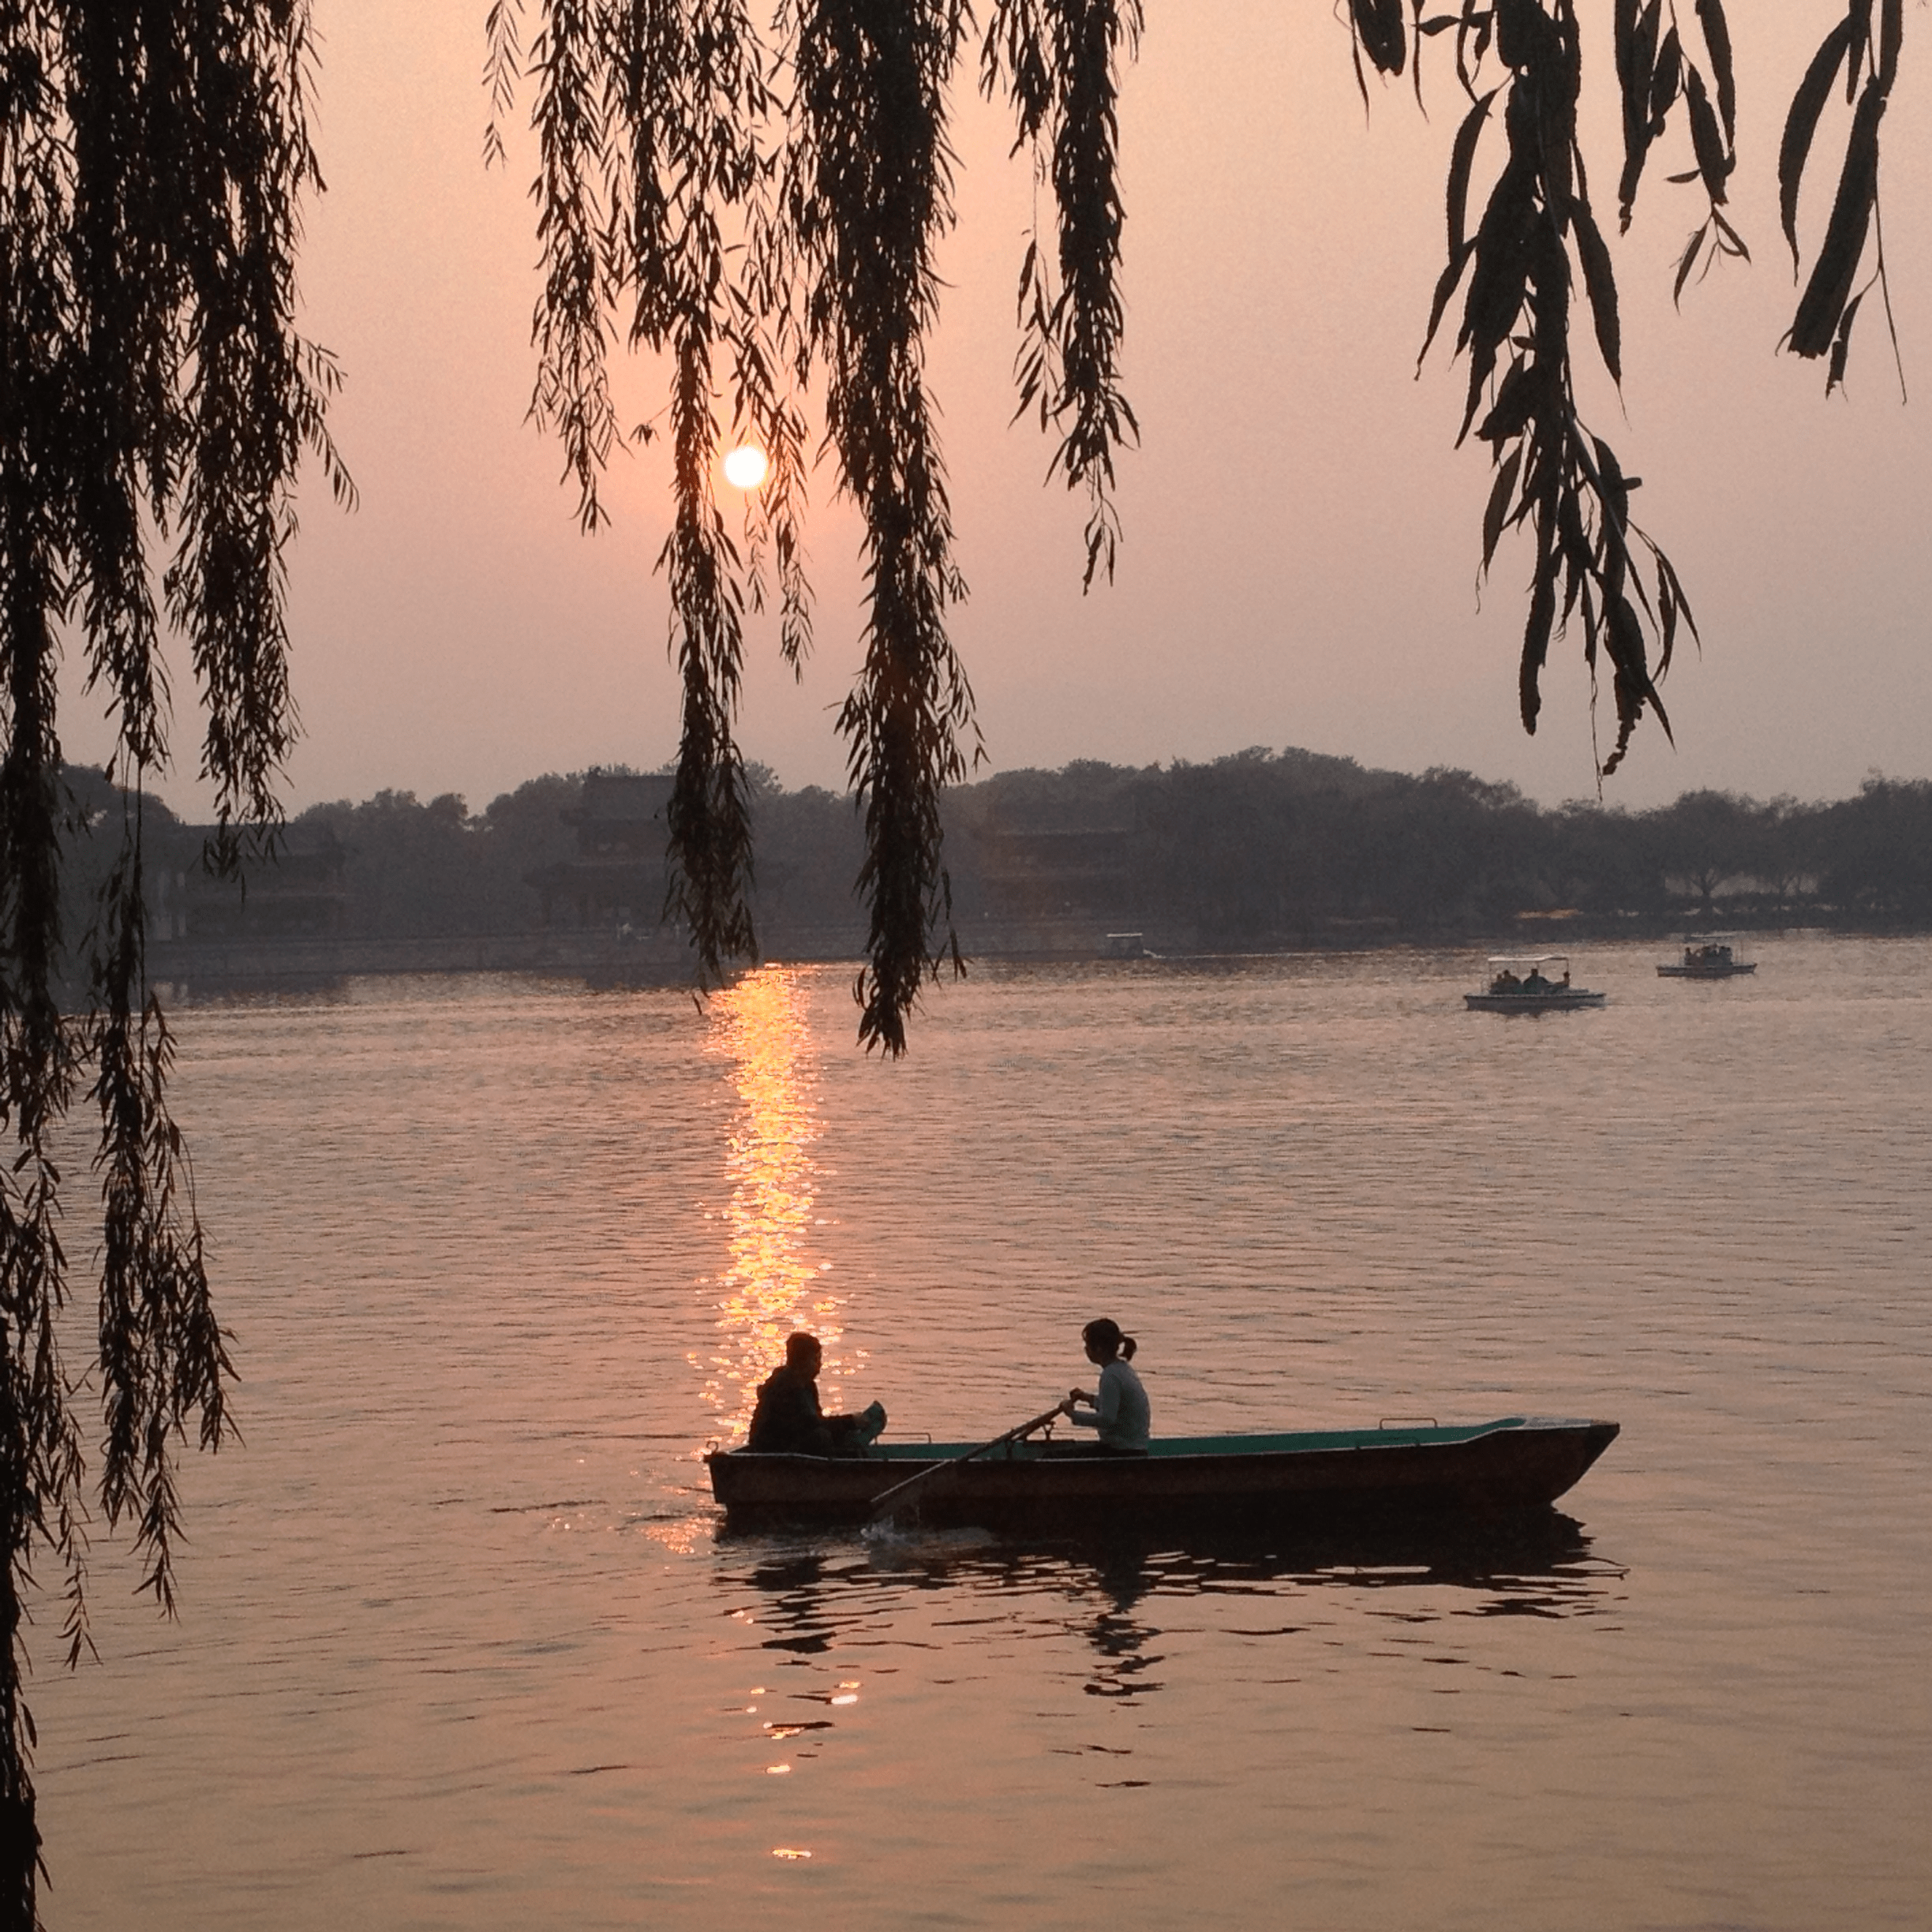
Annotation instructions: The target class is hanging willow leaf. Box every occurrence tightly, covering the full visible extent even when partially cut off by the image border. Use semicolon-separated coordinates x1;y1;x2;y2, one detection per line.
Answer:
1780;21;1855;268
1682;68;1732;204
1648;25;1682;132
1789;80;1885;358
1601;591;1668;774
1828;286;1867;391
1572;200;1622;383
1878;0;1902;85
1482;443;1524;570
1351;0;1407;77
1672;219;1708;305
1694;0;1736;143
1846;0;1873;95
1521;541;1558;733
1615;0;1661;228
1445;84;1495;256
1418;87;1496;366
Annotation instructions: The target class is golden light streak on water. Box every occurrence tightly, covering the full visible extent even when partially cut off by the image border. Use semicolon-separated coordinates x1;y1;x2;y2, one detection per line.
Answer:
642;1516;709;1555
696;966;846;1436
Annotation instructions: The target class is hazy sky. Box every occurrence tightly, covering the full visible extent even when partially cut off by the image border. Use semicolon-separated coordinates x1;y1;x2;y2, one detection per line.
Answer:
67;3;1932;816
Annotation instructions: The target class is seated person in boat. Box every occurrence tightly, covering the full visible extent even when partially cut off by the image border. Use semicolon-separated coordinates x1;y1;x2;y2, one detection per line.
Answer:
1059;1318;1151;1453
747;1331;886;1457
1491;969;1520;993
1522;966;1549;991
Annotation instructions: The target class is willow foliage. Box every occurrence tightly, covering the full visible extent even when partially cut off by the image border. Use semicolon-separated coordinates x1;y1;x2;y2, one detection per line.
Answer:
1;2;340;1920
489;0;1905;1042
1389;0;1904;773
486;0;1142;1050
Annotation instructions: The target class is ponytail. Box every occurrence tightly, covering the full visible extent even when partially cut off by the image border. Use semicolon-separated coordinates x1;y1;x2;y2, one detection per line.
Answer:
1119;1334;1137;1361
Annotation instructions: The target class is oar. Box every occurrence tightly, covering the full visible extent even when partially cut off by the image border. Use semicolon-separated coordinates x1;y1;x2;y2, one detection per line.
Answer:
865;1403;1066;1530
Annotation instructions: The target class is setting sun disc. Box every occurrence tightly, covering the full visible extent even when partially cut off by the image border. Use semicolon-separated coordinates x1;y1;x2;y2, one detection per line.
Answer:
723;444;769;490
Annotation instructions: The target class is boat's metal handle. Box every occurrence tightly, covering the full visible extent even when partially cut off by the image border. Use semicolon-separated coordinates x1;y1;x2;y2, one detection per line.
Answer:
1378;1415;1439;1428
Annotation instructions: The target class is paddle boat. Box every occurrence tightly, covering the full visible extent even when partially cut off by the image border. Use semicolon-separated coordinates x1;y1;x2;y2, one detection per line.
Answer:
1464;953;1606;1013
1657;934;1757;979
706;1413;1619;1534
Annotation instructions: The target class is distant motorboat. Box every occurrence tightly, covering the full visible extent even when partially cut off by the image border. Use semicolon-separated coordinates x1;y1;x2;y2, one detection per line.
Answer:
1465;953;1606;1013
1658;934;1757;979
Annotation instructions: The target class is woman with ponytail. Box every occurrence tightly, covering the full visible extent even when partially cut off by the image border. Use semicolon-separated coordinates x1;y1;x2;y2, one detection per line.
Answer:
1060;1319;1151;1452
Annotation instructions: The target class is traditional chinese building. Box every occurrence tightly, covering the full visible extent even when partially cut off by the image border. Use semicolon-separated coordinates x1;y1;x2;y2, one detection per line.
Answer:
526;771;674;928
161;824;350;939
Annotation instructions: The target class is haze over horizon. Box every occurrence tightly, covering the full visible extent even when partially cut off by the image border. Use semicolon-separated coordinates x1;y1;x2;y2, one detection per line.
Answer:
62;2;1932;823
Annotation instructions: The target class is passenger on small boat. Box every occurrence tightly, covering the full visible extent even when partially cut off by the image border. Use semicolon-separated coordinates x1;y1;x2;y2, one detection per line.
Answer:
1059;1318;1151;1453
747;1332;886;1456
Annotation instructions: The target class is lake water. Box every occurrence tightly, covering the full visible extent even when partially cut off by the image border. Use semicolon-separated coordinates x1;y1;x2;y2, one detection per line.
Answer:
34;935;1932;1929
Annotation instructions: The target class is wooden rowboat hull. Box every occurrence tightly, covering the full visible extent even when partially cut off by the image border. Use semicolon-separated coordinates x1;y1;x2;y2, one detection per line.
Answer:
705;1416;1619;1533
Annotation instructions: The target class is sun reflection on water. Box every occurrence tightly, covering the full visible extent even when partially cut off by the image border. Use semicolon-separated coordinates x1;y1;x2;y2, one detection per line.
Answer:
697;967;848;1436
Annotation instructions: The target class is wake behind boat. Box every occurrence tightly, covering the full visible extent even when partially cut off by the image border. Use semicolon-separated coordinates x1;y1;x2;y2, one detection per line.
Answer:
706;1414;1619;1533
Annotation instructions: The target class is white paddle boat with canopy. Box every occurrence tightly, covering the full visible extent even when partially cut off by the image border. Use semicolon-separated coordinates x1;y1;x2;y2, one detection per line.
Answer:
1464;953;1606;1013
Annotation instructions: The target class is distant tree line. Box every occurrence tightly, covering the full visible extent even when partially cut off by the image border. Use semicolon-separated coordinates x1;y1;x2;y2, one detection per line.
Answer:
49;751;1932;973
944;751;1932;943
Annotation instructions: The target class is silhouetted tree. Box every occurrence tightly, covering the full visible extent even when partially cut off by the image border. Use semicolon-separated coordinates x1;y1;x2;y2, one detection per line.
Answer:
289;792;485;938
1750;796;1824;915
1;8;346;1919
1148;752;1301;938
477;773;590;927
1647;788;1760;915
1547;799;1665;916
1817;778;1932;918
750;785;868;941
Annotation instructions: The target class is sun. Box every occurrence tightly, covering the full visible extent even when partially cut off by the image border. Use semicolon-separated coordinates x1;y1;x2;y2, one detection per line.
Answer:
723;444;769;490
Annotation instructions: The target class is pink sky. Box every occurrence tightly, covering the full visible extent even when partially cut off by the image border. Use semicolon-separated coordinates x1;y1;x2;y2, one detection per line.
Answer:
66;2;1932;816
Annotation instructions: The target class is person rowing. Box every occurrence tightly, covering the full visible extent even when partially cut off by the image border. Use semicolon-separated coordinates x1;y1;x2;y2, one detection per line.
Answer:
1058;1317;1150;1453
747;1331;886;1457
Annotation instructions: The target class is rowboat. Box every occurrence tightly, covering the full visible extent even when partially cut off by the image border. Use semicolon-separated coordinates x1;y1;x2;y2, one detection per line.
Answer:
1657;934;1757;979
705;1414;1619;1533
1464;953;1606;1013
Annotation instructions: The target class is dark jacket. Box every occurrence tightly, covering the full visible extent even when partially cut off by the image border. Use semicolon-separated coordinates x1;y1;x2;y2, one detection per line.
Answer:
747;1364;834;1455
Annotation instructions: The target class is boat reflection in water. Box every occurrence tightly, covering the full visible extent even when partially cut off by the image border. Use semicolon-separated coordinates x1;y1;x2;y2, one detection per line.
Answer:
719;1511;1622;1720
698;967;853;1439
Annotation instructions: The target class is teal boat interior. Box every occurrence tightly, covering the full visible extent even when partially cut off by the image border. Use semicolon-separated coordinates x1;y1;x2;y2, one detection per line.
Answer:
858;1417;1535;1462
